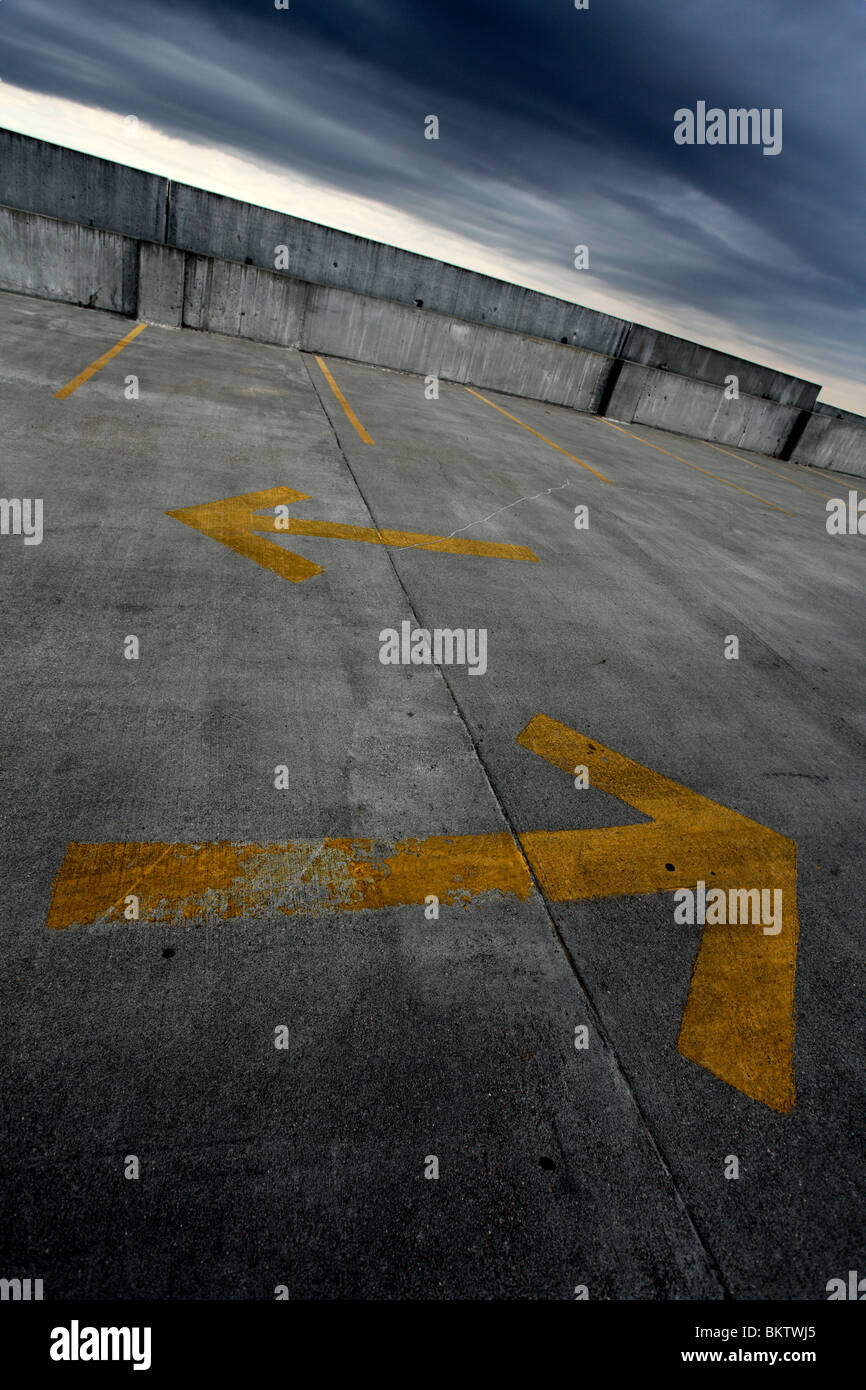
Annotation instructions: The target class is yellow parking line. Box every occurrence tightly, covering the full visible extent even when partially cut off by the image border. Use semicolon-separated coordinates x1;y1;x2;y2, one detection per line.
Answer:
697;438;835;498
595;418;793;516
465;388;614;483
798;461;854;485
54;323;147;399
314;355;375;444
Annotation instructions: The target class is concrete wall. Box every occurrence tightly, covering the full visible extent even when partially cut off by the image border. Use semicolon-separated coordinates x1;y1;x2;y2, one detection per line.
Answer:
168;181;628;358
620;323;818;410
1;170;864;478
302;280;611;411
0;128;625;357
0;205;138;314
791;413;866;475
0;129;166;242
606;360;799;457
0;127;821;412
0;204;611;410
179;245;610;411
813;401;866;423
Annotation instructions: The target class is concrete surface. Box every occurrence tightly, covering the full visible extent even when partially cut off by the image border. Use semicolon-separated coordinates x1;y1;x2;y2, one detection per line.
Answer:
137;242;184;329
0;290;863;1299
0;128;166;242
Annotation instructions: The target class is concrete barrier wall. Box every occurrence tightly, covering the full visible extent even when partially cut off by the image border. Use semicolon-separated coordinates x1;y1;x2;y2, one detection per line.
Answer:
183;252;306;345
792;413;866;475
0;129;626;356
168;181;629;358
606;360;799;457
0;204;611;410
813;401;866;423
301;281;612;411
620;323;819;410
0;128;821;411
0;129;166;242
0;205;137;314
2;199;864;477
178;248;611;410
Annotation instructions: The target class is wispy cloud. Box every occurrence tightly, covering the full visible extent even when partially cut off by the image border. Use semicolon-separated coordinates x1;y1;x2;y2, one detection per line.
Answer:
0;0;863;409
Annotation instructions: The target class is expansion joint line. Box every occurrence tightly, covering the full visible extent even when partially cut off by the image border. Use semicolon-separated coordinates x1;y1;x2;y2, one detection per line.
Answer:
300;351;729;1296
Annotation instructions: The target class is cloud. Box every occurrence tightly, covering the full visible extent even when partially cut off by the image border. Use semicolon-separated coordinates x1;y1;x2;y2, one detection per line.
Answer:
0;0;863;409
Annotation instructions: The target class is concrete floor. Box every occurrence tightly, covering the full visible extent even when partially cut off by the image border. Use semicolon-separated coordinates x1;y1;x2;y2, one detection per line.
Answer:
0;288;863;1299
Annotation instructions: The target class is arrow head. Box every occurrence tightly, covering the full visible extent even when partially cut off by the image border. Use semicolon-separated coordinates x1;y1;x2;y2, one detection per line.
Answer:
517;713;798;1114
167;487;325;583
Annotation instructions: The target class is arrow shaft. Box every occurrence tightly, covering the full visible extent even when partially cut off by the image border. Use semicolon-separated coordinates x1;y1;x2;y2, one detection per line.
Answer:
519;822;789;901
45;833;533;927
46;821;792;919
278;516;537;562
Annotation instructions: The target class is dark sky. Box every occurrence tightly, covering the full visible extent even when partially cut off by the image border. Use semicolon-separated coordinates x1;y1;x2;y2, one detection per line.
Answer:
1;0;864;405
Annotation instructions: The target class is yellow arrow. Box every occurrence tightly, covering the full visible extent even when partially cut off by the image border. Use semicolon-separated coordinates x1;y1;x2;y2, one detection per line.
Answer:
166;486;538;582
45;715;798;1113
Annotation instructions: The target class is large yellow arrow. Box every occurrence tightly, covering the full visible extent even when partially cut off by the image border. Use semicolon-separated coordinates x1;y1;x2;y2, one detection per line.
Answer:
166;486;538;582
45;715;798;1113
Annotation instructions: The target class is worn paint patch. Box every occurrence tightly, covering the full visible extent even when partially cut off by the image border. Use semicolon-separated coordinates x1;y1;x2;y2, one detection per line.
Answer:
45;832;533;929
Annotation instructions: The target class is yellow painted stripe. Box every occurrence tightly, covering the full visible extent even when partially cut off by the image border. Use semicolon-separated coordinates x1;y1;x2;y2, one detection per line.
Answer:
282;515;537;561
697;438;835;498
314;355;375;444
54;323;147;399
465;388;614;484
798;462;849;483
596;418;793;516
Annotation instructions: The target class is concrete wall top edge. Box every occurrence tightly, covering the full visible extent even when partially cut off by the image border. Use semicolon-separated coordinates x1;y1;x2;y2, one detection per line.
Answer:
814;400;866;427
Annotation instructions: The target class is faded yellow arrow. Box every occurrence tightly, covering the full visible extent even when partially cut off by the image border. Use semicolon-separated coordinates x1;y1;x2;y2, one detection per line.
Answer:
166;486;538;582
45;714;798;1113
